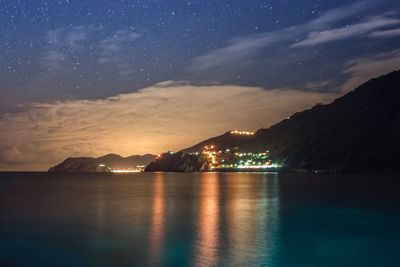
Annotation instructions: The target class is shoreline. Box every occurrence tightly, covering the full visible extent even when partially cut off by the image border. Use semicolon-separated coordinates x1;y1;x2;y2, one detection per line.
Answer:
1;169;398;175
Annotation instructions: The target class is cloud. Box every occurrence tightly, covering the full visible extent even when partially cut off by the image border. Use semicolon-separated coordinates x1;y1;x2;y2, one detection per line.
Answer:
43;26;141;77
304;80;332;91
306;1;371;28
370;28;400;38
190;1;373;74
293;13;400;47
116;63;136;76
42;50;67;69
0;83;337;171
97;30;142;76
99;30;142;54
341;49;400;93
46;24;99;50
42;24;101;71
191;28;295;73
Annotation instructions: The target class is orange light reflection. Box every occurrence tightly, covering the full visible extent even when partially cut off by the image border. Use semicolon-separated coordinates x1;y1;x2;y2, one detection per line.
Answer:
195;174;220;267
149;174;165;264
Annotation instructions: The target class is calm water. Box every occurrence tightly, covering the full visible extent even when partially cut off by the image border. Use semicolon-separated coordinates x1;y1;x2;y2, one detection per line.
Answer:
0;172;399;267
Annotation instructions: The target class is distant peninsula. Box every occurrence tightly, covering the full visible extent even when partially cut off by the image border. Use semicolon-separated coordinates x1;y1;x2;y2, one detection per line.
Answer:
48;154;155;172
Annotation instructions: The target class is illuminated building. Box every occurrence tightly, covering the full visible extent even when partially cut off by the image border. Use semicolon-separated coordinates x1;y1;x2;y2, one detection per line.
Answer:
96;164;110;172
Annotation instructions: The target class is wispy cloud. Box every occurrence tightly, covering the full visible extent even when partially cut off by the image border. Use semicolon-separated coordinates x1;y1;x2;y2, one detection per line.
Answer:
97;30;142;76
190;1;373;74
46;24;100;50
293;13;400;47
42;24;101;71
0;82;336;170
341;49;400;93
43;25;142;76
304;80;332;91
99;30;142;54
191;28;295;72
306;1;371;29
42;50;66;69
370;28;400;38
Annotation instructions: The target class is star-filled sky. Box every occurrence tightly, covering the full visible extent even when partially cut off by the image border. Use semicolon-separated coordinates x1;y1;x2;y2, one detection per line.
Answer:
1;0;400;170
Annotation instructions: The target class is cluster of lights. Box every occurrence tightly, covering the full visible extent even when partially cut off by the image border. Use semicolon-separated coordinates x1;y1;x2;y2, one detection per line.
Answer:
156;151;174;159
111;169;141;173
237;163;281;169
202;146;218;169
230;130;254;136
201;145;280;170
98;164;146;173
234;152;268;157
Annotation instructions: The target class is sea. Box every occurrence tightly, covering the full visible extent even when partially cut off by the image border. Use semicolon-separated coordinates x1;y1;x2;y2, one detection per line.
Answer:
0;172;399;267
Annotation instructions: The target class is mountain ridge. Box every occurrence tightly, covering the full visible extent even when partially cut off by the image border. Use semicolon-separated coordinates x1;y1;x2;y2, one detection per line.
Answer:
148;70;400;172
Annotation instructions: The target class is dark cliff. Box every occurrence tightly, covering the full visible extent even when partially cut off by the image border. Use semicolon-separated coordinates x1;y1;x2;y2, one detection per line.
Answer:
254;70;400;172
145;152;209;172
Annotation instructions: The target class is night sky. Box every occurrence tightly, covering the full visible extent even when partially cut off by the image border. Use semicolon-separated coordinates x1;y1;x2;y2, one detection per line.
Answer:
1;0;400;170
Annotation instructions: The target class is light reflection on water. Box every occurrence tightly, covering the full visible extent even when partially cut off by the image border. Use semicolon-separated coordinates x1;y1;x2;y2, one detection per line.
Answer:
223;173;280;266
148;173;165;266
144;173;281;266
195;174;220;267
0;172;399;267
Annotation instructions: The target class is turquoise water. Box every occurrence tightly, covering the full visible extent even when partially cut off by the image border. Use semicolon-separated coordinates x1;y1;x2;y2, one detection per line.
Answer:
0;172;399;266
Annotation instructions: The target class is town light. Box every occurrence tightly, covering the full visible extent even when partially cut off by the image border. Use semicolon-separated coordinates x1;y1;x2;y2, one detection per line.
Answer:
230;130;254;135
